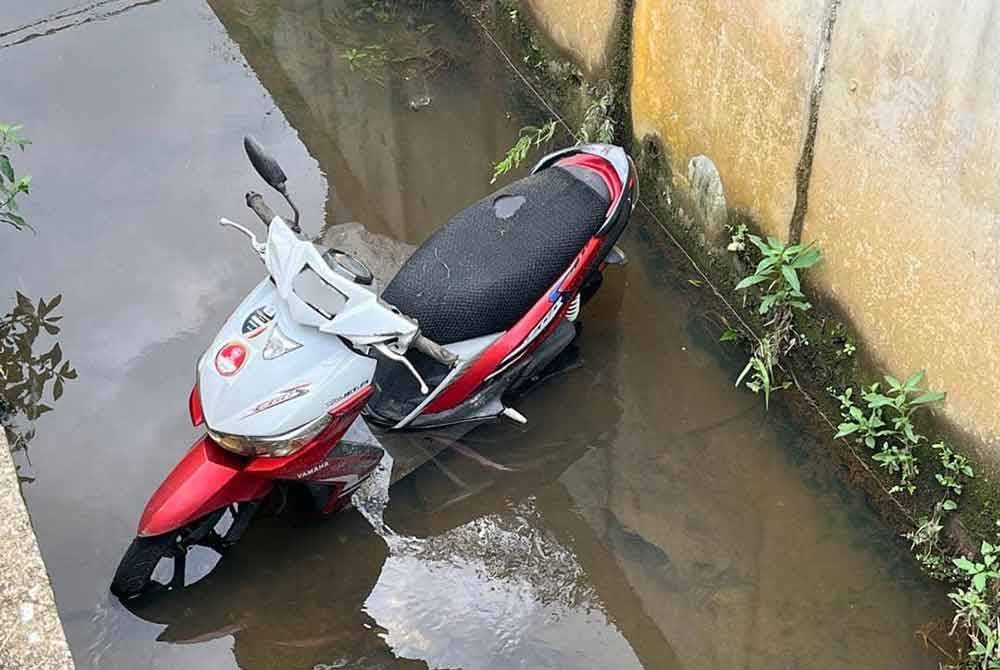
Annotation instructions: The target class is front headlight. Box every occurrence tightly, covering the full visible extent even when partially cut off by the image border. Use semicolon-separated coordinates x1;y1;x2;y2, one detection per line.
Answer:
207;412;333;458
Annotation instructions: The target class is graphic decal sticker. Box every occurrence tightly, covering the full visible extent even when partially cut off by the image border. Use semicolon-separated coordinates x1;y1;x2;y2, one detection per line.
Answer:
327;382;366;408
242;306;276;338
486;296;564;382
243;383;311;417
215;341;249;377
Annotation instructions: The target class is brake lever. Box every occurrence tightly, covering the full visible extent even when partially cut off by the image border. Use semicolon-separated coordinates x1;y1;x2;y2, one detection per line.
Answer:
372;342;429;394
220;217;266;256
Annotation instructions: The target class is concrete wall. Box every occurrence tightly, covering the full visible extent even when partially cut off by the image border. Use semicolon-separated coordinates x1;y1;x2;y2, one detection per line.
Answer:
631;0;828;240
525;0;1000;455
802;1;1000;453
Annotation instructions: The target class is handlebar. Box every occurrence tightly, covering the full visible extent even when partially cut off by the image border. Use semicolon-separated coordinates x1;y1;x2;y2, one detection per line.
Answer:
242;190;455;370
245;191;275;225
246;191;301;233
413;334;458;366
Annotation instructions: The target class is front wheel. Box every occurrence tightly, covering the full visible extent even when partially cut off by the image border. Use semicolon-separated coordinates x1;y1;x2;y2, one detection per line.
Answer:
110;532;181;600
110;502;257;600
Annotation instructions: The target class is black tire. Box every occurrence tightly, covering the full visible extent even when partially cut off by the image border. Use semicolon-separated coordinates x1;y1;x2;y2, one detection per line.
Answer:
110;504;258;600
110;532;178;600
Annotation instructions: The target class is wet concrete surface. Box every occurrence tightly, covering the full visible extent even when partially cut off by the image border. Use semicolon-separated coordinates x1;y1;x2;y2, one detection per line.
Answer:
0;1;950;668
0;432;74;670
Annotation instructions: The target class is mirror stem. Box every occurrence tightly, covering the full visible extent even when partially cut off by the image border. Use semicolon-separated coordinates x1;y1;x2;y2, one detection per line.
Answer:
277;185;301;233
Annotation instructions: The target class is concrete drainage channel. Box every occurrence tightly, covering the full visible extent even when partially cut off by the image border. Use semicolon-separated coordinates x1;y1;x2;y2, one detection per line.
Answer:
0;0;969;667
0;433;74;670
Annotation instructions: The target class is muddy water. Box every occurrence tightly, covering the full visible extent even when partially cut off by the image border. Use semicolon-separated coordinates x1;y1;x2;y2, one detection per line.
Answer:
1;1;948;668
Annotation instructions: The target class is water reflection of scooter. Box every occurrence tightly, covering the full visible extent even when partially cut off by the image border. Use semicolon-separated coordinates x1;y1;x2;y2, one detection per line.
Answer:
127;510;413;670
127;441;678;670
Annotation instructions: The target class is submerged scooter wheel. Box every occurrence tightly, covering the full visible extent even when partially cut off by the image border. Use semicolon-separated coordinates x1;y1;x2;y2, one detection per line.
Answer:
111;503;257;600
110;532;182;600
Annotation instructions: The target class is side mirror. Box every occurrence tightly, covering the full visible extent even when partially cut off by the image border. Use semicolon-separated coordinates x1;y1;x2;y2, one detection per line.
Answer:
243;136;287;193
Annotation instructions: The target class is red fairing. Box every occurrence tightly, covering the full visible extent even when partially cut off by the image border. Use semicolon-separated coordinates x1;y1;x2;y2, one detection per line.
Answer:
137;437;272;537
138;385;373;536
189;384;204;427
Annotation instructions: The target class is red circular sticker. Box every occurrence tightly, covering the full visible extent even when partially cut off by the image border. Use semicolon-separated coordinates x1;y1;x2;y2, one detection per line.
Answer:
215;341;248;377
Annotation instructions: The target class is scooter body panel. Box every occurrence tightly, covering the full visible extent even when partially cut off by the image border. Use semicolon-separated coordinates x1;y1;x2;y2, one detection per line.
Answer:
138;386;376;536
198;279;377;438
137;436;273;537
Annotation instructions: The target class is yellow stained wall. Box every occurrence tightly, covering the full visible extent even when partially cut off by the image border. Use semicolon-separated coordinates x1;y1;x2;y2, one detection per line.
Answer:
524;0;1000;453
803;1;1000;451
630;0;826;238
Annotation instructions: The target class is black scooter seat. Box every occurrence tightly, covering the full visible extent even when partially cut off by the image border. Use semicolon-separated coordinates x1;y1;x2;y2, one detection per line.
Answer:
382;166;610;344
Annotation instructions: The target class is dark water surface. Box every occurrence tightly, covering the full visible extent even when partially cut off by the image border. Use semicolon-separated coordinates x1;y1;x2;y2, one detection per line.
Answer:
1;1;948;668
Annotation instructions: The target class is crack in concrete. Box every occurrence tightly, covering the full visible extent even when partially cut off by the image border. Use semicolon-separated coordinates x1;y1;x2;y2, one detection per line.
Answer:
0;0;160;51
788;0;841;244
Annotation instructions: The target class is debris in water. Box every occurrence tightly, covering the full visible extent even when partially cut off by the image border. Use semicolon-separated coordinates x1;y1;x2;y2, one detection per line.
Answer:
312;660;349;670
408;94;432;111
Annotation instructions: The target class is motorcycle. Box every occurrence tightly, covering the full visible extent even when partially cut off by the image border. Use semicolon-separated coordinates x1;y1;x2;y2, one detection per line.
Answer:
110;136;636;599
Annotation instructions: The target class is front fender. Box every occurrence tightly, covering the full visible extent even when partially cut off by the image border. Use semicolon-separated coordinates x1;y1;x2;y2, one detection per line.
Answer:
138;436;273;537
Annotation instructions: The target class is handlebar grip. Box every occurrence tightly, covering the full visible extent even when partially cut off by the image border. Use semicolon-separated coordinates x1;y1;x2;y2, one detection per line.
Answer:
245;191;276;225
413;334;458;367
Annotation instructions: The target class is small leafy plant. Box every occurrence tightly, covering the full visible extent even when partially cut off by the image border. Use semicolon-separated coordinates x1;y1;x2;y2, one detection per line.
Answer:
907;444;974;582
578;81;615;145
726;234;822;409
341;45;390;85
908;500;953;579
949;541;1000;669
1;123;32;231
872;443;920;494
833;370;945;494
490;121;557;183
935;441;975;500
734;337;787;409
734;235;821;315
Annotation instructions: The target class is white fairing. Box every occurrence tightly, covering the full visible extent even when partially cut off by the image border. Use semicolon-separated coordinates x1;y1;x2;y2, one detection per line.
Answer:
265;217;418;343
198;278;376;437
199;216;416;438
199;216;498;438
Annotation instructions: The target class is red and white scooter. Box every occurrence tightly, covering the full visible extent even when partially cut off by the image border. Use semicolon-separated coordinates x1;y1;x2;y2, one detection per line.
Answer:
110;137;636;599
